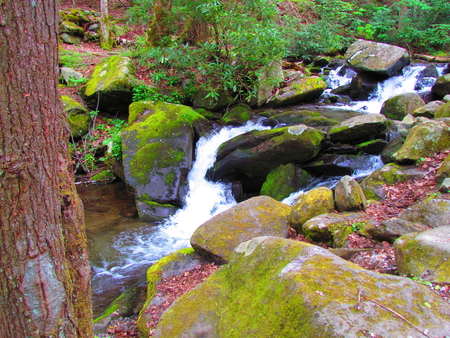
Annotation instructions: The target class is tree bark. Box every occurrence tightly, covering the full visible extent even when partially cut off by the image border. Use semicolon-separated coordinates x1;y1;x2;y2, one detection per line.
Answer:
0;1;93;337
100;0;114;50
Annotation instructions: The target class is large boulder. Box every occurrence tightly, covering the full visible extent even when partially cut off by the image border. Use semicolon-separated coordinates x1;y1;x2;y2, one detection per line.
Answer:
290;187;335;231
328;114;388;143
344;39;410;78
122;101;205;219
395;226;450;283
153;237;450;338
270;76;327;107
207;125;326;191
190;196;291;263
380;92;425;120
82;55;136;116
392;119;450;163
260;163;312;201
361;163;427;201
432;73;450;99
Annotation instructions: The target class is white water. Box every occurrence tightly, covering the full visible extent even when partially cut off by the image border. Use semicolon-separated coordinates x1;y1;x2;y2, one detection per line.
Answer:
326;64;445;114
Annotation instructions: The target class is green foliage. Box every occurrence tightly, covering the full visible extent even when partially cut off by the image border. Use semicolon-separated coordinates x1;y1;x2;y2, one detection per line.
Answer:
132;85;182;104
67;76;87;87
59;50;90;69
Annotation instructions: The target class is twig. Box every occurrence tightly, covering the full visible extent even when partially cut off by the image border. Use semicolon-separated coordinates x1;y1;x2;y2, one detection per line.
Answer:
359;293;431;338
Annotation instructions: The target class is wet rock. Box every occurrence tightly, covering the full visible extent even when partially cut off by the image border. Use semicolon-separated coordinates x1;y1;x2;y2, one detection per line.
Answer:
270;76;327;107
329;113;388;143
190;196;291;263
221;103;252;125
302;153;374;177
345;39;410;78
395;226;450;282
290;187;335;231
380;92;425;120
153;237;450;338
432;73;450;99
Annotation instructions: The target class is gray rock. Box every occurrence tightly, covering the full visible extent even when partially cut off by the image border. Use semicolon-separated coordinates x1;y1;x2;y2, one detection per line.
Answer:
329;113;387;143
380;92;425;120
334;175;367;212
432;73;450;99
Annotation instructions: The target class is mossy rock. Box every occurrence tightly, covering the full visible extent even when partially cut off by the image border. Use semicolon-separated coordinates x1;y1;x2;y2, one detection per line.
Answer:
435;100;450;118
360;163;427;201
269;110;321;125
193;89;234;112
395;226;450;283
290;187;335;232
123;101;205;211
153;237;450;337
137;247;205;337
62;95;90;138
357;139;388;154
190;196;291;263
392;120;450;163
91;170;115;183
59;20;85;36
270;76;327;107
432;73;450;99
334;175;367;212
329;114;388;143
412;100;445;118
260;163;311;201
380;92;425;120
222;104;252;125
82;55;136;116
436;151;450;183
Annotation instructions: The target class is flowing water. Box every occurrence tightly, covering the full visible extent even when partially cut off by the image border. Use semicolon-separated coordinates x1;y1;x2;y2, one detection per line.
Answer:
86;63;445;315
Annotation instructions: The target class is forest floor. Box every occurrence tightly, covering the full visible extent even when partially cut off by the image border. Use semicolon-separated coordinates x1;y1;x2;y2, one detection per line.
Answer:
59;1;450;337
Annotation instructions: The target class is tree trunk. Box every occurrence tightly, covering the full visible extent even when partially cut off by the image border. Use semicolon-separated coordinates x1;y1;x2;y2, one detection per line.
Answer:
0;2;93;337
100;0;114;50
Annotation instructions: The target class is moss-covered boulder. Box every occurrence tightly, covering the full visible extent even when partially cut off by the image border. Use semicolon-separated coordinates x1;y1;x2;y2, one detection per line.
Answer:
122;101;205;219
334;175;367;212
290;187;335;232
153;237;450;337
395;226;450;283
380;92;425;120
269;110;322;126
412;100;445;118
137;247;205;337
62;95;90;138
260;163;311;201
207;125;325;191
270;76;327;107
328;113;388;143
221;104;252;125
436;152;450;183
59;20;85;44
82;55;136;116
190;196;291;263
432;73;450;99
435;100;450;118
302;212;377;247
392;120;450;163
344;39;410;77
360;163;427;201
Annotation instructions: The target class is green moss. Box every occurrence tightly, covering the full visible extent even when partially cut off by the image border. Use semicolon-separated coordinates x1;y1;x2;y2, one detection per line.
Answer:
91;170;115;181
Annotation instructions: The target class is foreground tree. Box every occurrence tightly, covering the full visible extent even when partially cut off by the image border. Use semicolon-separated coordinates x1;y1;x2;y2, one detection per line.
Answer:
0;2;93;337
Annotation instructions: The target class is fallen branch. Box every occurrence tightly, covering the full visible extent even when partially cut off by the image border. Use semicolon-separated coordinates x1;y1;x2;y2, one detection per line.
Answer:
413;54;450;63
357;289;431;338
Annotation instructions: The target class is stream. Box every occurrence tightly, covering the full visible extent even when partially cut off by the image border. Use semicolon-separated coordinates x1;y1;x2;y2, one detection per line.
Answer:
82;63;445;316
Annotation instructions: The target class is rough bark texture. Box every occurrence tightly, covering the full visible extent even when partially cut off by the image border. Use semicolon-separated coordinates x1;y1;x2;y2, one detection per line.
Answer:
0;1;93;337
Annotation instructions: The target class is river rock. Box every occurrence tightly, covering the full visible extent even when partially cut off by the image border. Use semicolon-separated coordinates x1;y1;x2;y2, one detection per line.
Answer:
207;125;325;191
347;74;378;100
82;55;136;116
412;100;445;118
435;100;450;118
260;163;311;201
432;73;450;99
344;39;410;78
392;119;450;163
381;136;403;163
290;187;335;231
221;103;252;125
268;109;322;126
414;64;440;91
122;101;205;220
62;95;90;138
190;196;291;263
361;163;427;201
302;212;377;247
137;247;206;337
380;92;425;120
395;226;450;283
153;237;450;338
370;199;450;242
328;114;388;143
334;175;367;212
302;153;375;177
270;76;327;107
